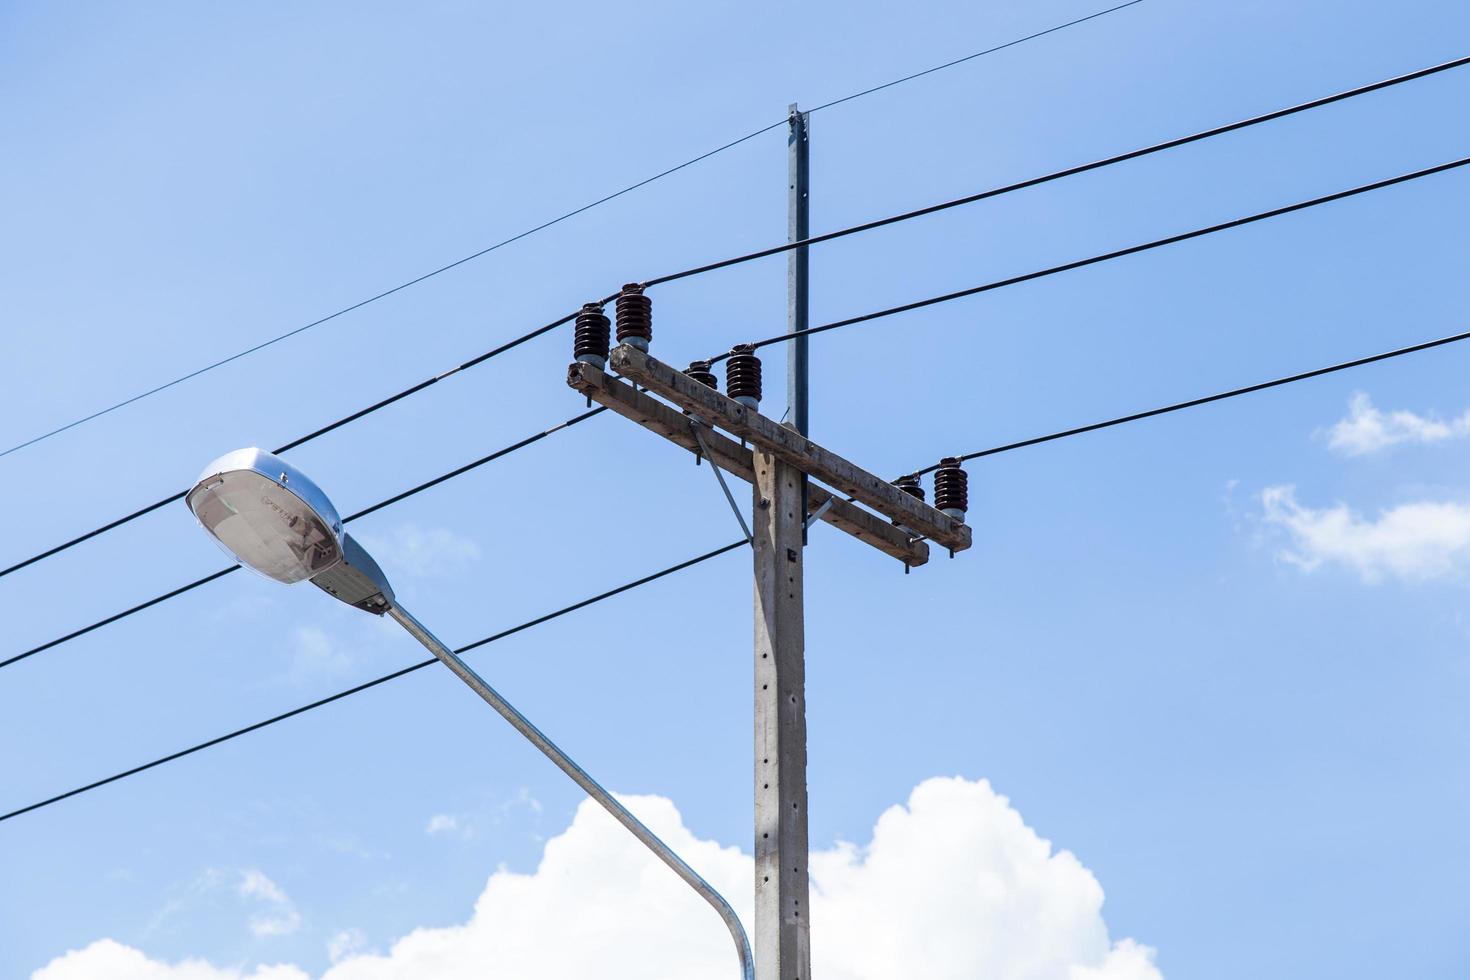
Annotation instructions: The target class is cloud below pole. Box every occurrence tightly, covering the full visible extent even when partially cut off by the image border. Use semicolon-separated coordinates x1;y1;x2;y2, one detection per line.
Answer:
32;777;1160;980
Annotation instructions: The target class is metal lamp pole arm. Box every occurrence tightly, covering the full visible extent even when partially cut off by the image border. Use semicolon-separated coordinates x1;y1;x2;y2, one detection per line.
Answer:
387;604;754;980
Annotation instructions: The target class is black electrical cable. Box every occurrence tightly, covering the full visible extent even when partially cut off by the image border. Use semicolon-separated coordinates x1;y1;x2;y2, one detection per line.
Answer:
14;328;1470;822
18;322;1469;823
0;539;745;825
807;0;1145;113
707;154;1470;361
10;50;1464;580
904;326;1470;474
3;3;1143;464
0;406;608;671
0;308;590;580
647;52;1470;289
17;323;1465;822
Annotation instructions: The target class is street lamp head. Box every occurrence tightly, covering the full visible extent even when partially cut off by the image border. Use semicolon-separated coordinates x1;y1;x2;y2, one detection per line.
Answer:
186;448;394;614
186;448;344;584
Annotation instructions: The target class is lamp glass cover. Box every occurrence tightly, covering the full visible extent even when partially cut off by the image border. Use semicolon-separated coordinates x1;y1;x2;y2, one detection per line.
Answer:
187;467;343;584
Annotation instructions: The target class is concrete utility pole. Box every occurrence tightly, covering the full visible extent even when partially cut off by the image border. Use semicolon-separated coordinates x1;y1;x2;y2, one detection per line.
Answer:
564;110;971;978
754;103;812;980
752;448;810;979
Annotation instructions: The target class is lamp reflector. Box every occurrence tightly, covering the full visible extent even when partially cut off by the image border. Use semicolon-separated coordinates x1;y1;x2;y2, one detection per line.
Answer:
186;449;343;584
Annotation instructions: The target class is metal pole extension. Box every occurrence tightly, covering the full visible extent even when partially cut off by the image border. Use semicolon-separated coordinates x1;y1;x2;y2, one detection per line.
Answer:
787;104;811;546
752;453;812;980
387;604;754;980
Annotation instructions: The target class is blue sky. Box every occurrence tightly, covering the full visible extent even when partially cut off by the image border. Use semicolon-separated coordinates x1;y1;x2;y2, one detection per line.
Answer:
3;0;1469;977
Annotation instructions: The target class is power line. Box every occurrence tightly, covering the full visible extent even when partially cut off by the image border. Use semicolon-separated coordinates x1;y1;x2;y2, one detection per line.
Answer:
8;52;1464;581
710;154;1470;359
0;308;588;579
0;407;607;671
903;325;1470;474
647;53;1470;289
807;1;1145;113
2;4;1142;463
11;334;1470;826
0;539;745;825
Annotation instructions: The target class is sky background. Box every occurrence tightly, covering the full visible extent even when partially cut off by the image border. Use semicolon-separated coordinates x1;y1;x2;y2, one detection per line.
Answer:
3;0;1469;977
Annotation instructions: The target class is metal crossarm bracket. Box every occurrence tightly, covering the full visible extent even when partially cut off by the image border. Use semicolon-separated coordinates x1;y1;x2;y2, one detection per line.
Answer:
608;345;972;553
567;360;929;566
803;495;836;531
691;421;753;544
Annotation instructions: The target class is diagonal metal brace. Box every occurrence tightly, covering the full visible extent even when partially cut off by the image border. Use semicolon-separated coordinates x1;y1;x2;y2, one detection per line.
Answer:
691;421;753;544
803;495;835;531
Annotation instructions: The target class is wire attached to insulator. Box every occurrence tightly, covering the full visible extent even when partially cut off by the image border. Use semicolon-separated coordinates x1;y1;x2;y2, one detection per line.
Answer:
616;283;652;351
933;457;968;521
685;360;718;389
894;474;925;503
683;361;720;462
725;344;762;410
573;302;611;369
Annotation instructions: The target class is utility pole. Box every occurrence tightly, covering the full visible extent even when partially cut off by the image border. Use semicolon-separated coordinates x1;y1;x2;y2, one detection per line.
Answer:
754;102;812;980
752;446;809;979
563;111;971;978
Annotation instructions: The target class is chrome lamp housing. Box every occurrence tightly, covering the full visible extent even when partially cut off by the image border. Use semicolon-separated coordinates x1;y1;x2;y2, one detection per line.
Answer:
186;448;394;614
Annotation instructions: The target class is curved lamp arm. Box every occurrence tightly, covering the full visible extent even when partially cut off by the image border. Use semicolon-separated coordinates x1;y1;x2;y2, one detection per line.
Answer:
387;604;754;980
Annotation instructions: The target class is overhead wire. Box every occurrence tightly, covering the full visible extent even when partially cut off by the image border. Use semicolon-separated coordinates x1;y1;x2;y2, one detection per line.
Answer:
5;144;1466;671
806;0;1144;113
0;307;591;579
6;51;1465;579
0;406;608;671
905;325;1470;474
22;8;1470;831
0;539;746;824
706;154;1470;360
645;52;1470;289
0;2;1143;462
13;320;1470;823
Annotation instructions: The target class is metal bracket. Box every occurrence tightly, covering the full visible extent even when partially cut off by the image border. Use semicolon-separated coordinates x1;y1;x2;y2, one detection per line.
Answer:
691;421;753;545
802;495;835;531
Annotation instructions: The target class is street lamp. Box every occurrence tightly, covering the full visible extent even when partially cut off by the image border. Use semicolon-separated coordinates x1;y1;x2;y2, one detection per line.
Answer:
186;447;753;978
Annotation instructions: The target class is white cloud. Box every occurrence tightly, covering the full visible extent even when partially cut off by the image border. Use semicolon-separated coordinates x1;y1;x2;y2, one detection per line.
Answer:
238;871;301;938
32;939;307;980
238;871;290;906
1261;485;1470;582
326;931;369;966
288;626;352;679
354;525;481;580
1326;392;1470;456
498;786;541;816
424;814;462;837
34;778;1159;980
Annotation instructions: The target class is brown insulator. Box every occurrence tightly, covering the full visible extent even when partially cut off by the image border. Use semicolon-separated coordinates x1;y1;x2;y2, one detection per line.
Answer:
725;344;762;410
933;457;969;520
891;474;925;534
685;360;718;389
615;283;652;350
894;474;925;503
573;302;610;368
